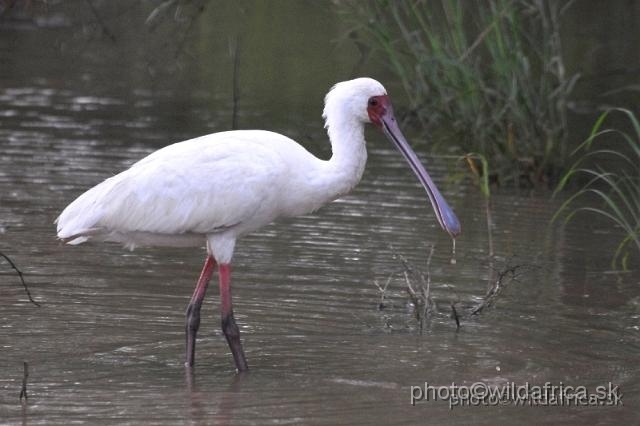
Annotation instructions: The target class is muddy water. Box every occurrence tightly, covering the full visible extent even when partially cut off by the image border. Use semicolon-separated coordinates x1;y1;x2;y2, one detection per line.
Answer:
2;2;640;425
2;78;639;426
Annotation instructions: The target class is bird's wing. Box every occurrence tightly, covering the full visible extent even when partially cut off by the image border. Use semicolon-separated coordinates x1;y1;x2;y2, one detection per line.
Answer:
56;131;291;240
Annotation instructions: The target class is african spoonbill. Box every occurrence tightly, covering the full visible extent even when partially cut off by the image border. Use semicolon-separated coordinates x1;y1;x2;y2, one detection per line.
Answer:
56;78;461;372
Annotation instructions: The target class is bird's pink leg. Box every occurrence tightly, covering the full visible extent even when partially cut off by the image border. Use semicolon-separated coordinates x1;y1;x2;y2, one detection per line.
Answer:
185;255;216;367
218;263;249;372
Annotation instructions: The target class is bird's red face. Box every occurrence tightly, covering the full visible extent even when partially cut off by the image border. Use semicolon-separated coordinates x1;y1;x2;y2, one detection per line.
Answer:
366;95;461;239
366;95;390;128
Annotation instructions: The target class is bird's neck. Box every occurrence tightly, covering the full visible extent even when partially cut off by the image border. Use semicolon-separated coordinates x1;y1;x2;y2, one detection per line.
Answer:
323;116;368;199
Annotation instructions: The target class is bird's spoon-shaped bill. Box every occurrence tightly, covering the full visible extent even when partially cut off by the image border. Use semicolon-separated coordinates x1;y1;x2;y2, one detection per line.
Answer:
370;96;461;238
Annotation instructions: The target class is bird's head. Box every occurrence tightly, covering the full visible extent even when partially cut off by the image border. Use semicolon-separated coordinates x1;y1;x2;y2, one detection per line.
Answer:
323;77;387;125
323;77;461;239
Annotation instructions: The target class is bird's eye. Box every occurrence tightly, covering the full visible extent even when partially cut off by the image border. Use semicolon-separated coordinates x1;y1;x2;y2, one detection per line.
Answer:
368;98;378;107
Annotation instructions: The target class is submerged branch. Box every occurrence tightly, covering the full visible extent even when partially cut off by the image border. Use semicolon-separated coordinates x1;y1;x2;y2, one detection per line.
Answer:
451;302;460;329
373;248;530;333
19;362;29;402
470;264;525;315
398;247;436;332
0;250;40;307
373;273;393;310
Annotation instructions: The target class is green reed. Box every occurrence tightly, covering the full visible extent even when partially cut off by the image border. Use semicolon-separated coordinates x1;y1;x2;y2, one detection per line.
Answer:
553;108;640;269
341;0;578;187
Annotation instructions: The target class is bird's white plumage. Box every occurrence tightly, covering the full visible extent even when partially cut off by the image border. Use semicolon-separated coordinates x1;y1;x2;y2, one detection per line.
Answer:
56;78;388;263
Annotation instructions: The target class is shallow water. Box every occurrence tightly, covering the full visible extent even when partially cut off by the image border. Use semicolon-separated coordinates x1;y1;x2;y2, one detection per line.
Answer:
2;77;639;426
2;2;640;425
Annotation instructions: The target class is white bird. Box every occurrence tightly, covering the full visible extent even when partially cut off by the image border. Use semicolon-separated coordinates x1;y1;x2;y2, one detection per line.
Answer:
56;78;461;372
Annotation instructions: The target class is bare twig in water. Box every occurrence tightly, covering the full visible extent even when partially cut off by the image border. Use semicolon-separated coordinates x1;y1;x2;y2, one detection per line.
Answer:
376;248;530;331
451;302;460;330
19;362;29;401
470;264;524;315
0;250;40;307
398;246;436;332
373;274;393;310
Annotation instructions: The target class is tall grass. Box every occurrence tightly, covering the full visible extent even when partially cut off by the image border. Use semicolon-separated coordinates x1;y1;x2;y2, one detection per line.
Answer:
553;108;640;269
341;0;578;186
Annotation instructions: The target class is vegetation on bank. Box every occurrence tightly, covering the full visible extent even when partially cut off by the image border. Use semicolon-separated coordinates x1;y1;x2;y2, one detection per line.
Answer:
341;0;578;187
343;1;639;268
554;109;640;269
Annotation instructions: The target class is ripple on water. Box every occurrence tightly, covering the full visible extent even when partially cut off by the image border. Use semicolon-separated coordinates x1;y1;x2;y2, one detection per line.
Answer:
1;80;638;424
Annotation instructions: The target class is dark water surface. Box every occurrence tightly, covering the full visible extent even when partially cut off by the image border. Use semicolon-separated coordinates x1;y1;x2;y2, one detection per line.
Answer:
1;2;639;425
